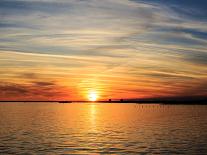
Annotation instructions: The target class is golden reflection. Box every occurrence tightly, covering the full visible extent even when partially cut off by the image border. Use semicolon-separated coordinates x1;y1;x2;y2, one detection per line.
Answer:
89;104;97;131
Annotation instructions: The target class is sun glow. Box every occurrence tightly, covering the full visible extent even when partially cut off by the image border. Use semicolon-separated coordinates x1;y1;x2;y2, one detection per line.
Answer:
88;91;98;101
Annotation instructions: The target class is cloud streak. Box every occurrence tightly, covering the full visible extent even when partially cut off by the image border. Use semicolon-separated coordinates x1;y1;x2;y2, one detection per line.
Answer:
0;81;70;100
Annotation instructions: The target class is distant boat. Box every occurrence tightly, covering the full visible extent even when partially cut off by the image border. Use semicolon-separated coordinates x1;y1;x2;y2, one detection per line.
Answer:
59;101;72;103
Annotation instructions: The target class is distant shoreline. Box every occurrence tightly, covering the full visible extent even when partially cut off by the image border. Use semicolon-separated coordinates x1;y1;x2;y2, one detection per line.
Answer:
0;100;206;105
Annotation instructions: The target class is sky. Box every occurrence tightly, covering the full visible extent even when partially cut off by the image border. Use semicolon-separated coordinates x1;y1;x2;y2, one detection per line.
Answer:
0;0;207;101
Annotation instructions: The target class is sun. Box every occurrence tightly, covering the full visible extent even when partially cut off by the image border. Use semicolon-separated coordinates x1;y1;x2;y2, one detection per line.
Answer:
88;91;98;101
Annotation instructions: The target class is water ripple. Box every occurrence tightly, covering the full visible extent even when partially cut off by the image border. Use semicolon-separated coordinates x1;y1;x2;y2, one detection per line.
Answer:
0;103;207;154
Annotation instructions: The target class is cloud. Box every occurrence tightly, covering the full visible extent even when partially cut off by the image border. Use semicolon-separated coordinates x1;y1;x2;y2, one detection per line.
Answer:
0;83;28;94
0;81;70;100
33;81;55;87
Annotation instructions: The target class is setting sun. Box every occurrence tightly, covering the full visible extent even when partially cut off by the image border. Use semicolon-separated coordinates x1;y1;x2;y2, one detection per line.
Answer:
88;91;98;101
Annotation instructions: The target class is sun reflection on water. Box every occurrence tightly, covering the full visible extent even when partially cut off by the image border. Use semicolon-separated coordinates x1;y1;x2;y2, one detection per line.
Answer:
89;104;97;127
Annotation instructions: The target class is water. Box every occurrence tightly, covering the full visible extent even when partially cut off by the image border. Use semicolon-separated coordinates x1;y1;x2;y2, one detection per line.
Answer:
0;103;207;154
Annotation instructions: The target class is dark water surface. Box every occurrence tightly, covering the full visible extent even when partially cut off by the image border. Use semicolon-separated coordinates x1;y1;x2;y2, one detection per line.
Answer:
0;103;207;154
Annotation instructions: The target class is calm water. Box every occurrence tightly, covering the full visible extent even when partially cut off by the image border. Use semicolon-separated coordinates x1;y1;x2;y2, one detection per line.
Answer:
0;103;207;154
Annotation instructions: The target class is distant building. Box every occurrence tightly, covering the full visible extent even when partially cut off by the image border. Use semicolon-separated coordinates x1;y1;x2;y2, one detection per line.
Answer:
109;99;112;102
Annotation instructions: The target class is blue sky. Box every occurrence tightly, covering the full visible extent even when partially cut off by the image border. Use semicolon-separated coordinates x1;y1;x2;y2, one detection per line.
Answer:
0;0;207;100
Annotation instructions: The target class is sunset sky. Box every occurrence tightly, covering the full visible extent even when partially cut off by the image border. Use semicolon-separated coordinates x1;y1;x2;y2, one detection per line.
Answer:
0;0;207;101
